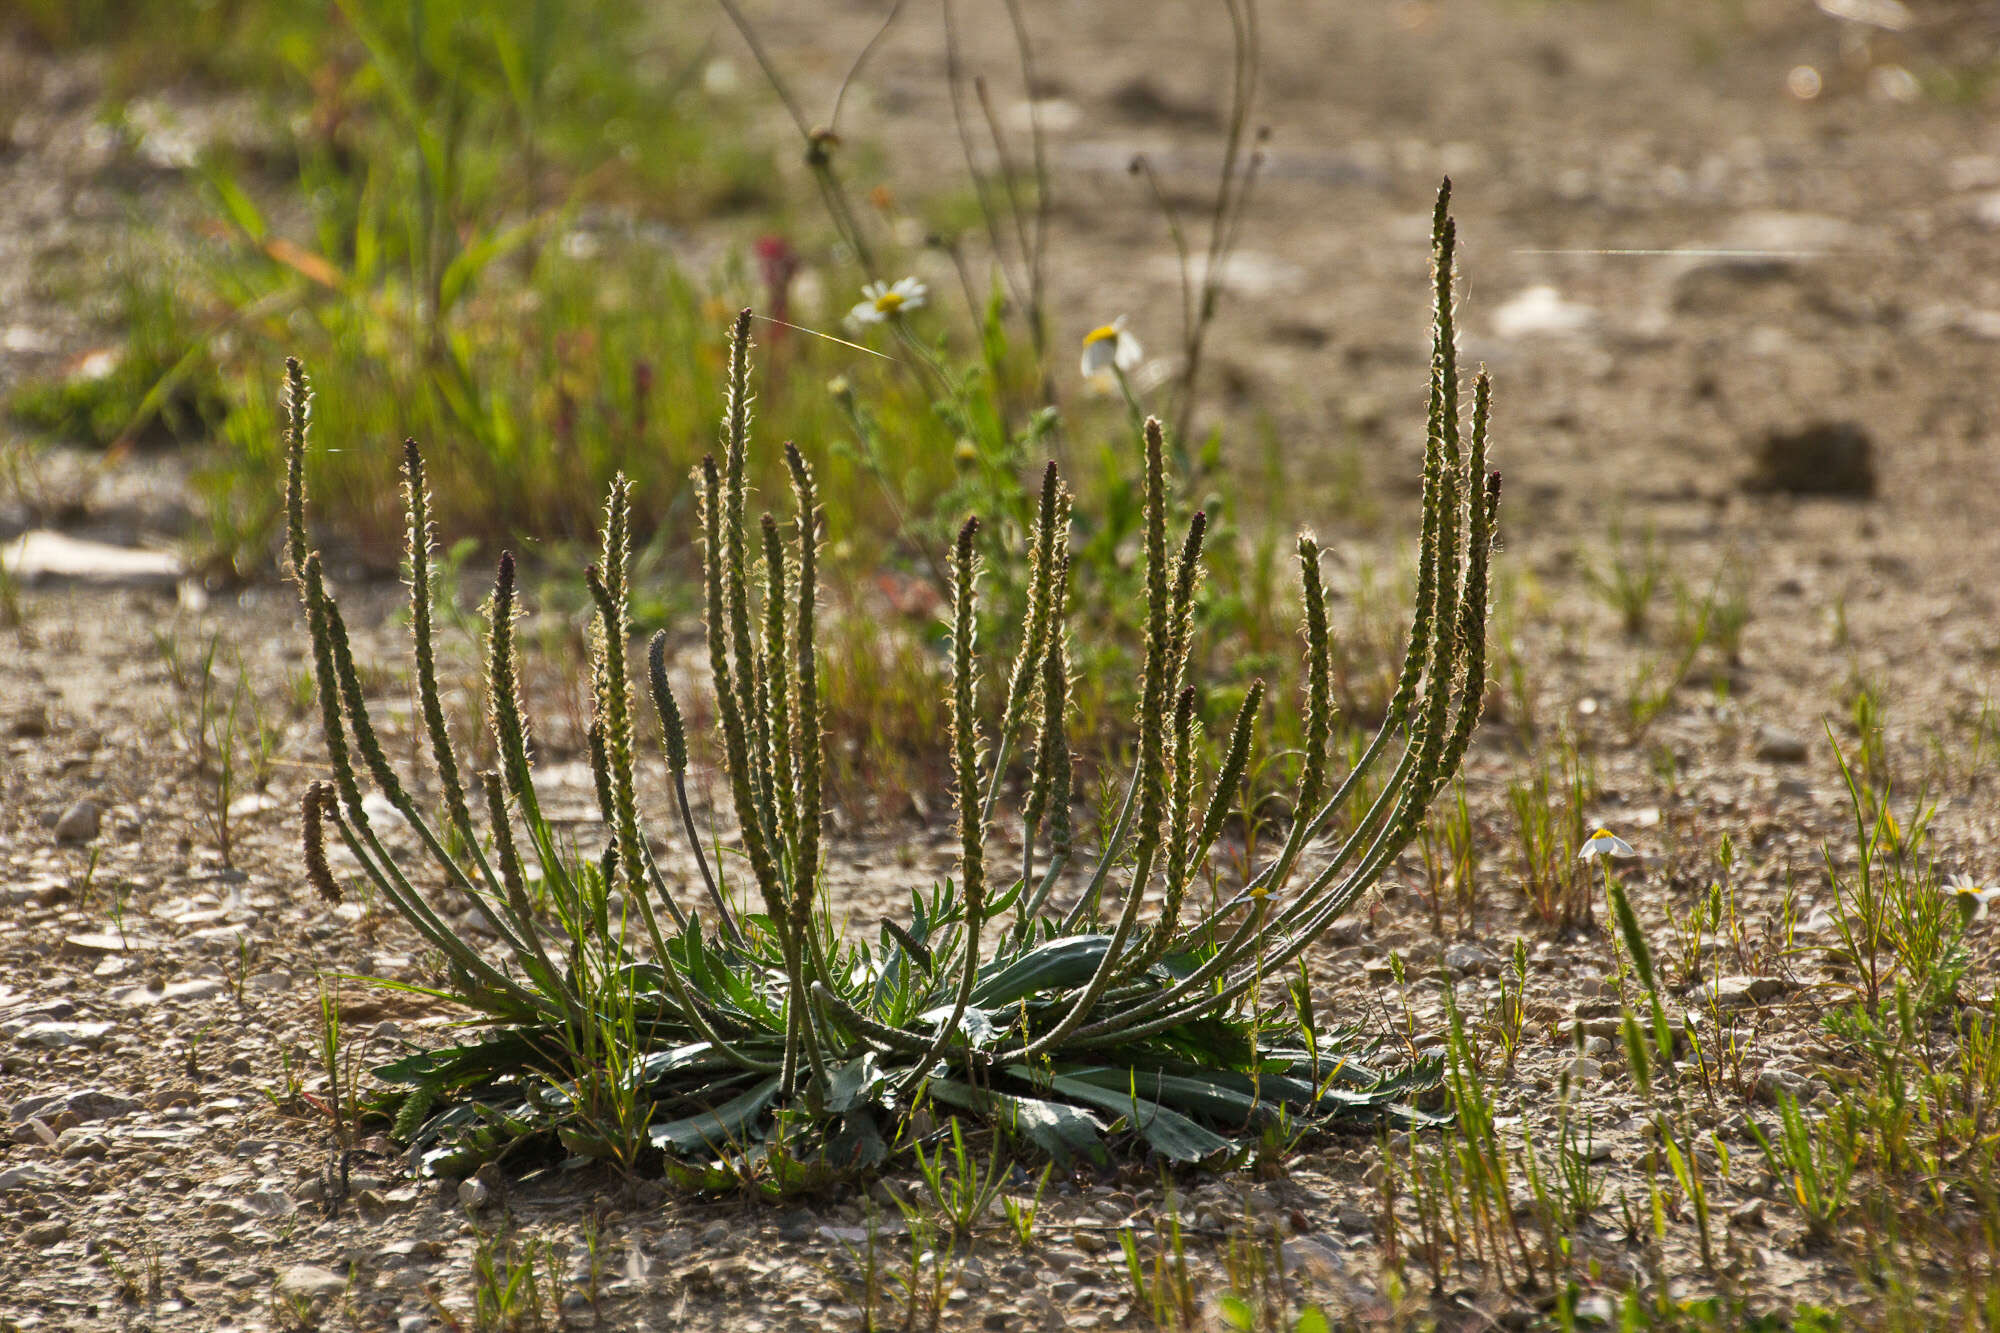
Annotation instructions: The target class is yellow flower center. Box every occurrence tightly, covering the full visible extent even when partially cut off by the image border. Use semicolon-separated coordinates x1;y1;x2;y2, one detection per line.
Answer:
874;290;906;314
1083;324;1120;346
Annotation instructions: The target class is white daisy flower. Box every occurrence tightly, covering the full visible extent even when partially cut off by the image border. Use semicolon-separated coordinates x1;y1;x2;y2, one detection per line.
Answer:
1080;316;1143;386
847;276;926;328
1576;827;1637;862
1947;872;2000;923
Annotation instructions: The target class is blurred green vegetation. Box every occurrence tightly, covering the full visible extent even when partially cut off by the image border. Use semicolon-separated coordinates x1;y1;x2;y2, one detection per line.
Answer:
3;0;1389;802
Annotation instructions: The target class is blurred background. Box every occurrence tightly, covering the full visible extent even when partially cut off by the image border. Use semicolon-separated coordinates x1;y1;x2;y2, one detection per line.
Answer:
1;0;1997;799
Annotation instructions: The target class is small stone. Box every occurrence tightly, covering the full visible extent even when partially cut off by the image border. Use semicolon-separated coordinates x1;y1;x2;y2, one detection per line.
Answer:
1753;727;1809;764
699;1220;730;1247
54;800;102;845
1710;976;1789;1008
1742;421;1876;498
25;1220;70;1246
56;1129;109;1160
0;531;184;589
245;1190;296;1219
1754;1067;1808;1104
111;978;224;1008
17;1020;116;1048
62;932;153;957
1322;918;1365;947
1444;943;1498;976
1491;285;1597;340
0;1165;54;1190
277;1264;349;1301
1565;1056;1604;1084
456;1178;491;1211
1073;1230;1108;1255
1729;1198;1765;1228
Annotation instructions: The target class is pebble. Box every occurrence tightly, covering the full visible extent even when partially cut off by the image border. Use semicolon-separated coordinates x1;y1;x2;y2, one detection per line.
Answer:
1710;975;1788;1008
1730;1198;1766;1228
17;1020;116;1048
57;1130;108;1160
1754;1067;1808;1104
1742;421;1876;498
0;1164;56;1190
53;800;102;845
111;979;224;1008
24;1220;70;1246
1444;942;1498;976
1491;285;1598;340
1560;1056;1608;1088
61;932;153;956
0;531;185;589
276;1264;349;1300
456;1178;492;1211
245;1190;296;1219
1753;726;1809;764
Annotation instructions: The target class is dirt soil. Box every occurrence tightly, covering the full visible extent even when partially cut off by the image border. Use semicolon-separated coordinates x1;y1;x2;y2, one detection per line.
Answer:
5;1;2000;1329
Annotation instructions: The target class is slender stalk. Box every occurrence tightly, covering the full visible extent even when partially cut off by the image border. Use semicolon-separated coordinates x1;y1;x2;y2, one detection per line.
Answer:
898;518;986;1094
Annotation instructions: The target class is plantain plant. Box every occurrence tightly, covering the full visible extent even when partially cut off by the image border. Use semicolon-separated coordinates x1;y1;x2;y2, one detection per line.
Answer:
284;182;1498;1182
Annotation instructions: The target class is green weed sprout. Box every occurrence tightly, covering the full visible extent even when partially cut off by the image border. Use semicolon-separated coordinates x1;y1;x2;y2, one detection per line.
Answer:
284;183;1497;1180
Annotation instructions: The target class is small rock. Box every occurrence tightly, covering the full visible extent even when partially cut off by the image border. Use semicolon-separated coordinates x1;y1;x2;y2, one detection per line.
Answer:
1754;1067;1808;1104
1322;918;1365;947
1444;943;1498;976
1753;727;1809;763
1073;1230;1108;1255
9;706;51;738
17;1020;116;1049
61;932;152;957
1710;976;1789;1008
1574;1294;1616;1324
0;1164;55;1190
1491;285;1597;340
1742;421;1876;498
0;531;185;590
63;1090;141;1123
1565;1056;1604;1084
245;1190;296;1219
456;1178;492;1211
25;1220;70;1246
699;1220;730;1247
276;1264;349;1301
57;1130;108;1160
1729;1198;1766;1228
54;800;102;845
112;979;223;1008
